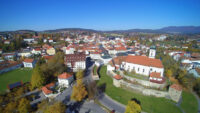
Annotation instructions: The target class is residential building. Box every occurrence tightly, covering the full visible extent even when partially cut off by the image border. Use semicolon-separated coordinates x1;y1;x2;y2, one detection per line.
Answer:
23;58;36;68
46;46;56;55
58;72;73;87
64;52;86;72
169;84;182;102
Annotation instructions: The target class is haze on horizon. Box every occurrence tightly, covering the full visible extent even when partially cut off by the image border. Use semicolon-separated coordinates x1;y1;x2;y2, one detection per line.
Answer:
0;0;200;31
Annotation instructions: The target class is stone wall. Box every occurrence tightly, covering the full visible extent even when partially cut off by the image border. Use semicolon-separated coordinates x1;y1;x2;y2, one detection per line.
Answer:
119;71;166;89
120;80;169;98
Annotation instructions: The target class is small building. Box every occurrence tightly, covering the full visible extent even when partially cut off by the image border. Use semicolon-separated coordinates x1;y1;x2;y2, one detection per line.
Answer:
31;48;41;55
42;83;55;97
113;74;123;87
169;84;182;102
58;72;73;87
23;59;36;68
4;40;10;44
8;81;23;90
46;46;56;55
64;52;86;72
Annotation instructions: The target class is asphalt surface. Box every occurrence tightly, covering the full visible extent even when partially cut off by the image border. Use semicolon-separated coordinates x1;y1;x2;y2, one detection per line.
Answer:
29;57;126;113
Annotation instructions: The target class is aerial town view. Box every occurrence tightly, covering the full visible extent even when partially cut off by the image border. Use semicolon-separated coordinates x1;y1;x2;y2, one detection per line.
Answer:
0;0;200;113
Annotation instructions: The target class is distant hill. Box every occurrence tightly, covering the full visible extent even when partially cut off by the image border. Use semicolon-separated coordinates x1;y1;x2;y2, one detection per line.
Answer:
157;26;200;34
1;26;200;34
106;26;200;34
43;28;98;33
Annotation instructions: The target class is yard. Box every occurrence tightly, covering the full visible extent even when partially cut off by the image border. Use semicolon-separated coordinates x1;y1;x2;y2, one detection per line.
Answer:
181;91;198;113
97;65;195;113
0;68;33;93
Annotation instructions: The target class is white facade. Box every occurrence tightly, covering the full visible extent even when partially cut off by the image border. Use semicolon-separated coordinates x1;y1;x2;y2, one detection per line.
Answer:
90;53;101;60
23;62;34;68
65;48;75;54
31;49;41;55
121;62;164;77
58;76;73;87
18;52;32;57
149;49;156;58
66;61;86;72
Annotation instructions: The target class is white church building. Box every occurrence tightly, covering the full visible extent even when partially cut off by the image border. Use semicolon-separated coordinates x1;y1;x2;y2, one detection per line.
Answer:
120;46;164;82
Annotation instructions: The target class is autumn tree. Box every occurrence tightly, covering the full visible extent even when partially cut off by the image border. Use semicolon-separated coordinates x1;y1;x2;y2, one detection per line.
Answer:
31;64;46;90
125;100;141;113
41;52;66;78
18;98;31;113
44;102;66;113
76;70;84;80
166;69;173;78
4;101;18;113
71;79;88;102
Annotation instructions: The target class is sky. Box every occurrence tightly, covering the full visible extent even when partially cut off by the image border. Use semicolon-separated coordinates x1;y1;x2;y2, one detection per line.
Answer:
0;0;200;31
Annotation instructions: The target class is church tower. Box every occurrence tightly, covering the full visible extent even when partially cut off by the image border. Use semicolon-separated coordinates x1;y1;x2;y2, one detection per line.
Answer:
149;46;156;58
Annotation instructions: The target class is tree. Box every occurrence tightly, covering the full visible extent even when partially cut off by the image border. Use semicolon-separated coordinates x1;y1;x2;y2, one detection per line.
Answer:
31;64;45;89
76;70;84;80
44;102;66;113
41;52;66;79
4;101;17;113
125;100;141;113
166;69;173;78
71;79;88;102
18;98;31;113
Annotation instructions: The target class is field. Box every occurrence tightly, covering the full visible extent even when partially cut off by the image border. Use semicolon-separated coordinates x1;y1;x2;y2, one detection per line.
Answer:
97;65;194;113
0;68;33;93
181;91;198;113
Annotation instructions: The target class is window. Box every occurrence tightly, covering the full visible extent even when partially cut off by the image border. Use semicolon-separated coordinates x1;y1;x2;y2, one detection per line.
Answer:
150;68;152;71
138;68;140;71
143;69;145;72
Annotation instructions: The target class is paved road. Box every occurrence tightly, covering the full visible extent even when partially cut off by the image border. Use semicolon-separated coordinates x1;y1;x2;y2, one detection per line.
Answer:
98;93;125;113
30;91;47;105
84;63;126;113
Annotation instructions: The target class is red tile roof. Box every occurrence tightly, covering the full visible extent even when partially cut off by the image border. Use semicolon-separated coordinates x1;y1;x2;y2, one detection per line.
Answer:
125;55;163;68
170;84;182;91
42;82;55;95
58;72;73;79
23;59;34;63
113;75;122;80
150;72;162;78
43;55;53;60
45;83;55;88
42;87;52;95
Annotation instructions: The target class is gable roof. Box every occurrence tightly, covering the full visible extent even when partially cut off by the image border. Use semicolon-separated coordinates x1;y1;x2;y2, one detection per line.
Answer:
58;72;73;79
170;84;182;91
113;75;122;80
23;58;34;63
125;55;163;68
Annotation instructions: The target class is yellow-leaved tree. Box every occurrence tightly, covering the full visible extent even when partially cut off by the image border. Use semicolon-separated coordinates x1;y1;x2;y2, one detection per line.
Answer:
71;79;88;102
125;100;141;113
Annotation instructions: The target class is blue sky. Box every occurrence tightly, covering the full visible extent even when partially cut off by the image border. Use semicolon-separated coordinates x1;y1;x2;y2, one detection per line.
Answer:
0;0;200;31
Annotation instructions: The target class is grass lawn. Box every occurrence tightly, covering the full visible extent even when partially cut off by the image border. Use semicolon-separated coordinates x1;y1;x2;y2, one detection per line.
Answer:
181;91;198;113
0;68;33;93
97;65;182;113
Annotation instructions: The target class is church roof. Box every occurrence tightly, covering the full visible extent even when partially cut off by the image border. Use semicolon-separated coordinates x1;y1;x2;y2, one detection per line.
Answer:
125;55;163;68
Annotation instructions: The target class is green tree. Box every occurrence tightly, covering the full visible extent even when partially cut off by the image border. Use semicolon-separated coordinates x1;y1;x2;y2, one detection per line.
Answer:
71;79;88;102
125;100;141;113
18;98;31;113
31;64;45;89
